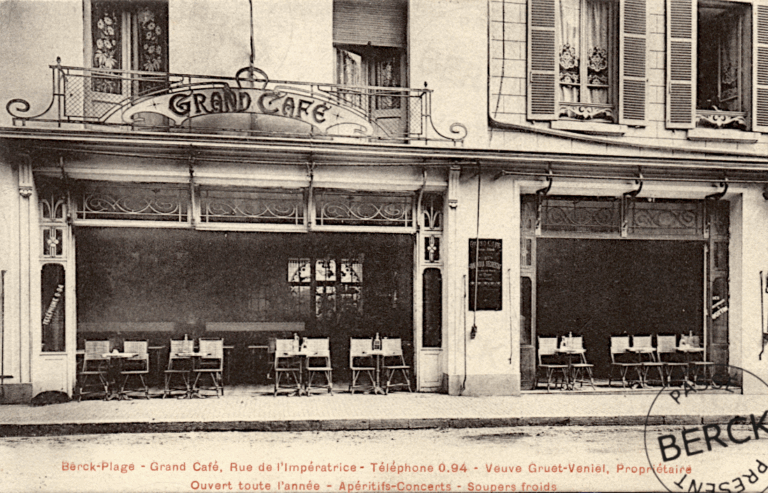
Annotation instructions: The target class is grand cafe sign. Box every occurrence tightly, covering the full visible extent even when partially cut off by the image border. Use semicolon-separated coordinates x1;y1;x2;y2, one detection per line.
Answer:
108;79;379;136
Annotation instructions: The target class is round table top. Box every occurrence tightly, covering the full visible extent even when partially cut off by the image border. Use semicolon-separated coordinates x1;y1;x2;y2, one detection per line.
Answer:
677;346;704;352
101;352;138;358
556;347;585;354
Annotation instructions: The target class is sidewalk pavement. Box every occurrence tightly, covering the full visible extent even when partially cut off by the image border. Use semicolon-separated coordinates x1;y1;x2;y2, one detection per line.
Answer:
0;385;752;437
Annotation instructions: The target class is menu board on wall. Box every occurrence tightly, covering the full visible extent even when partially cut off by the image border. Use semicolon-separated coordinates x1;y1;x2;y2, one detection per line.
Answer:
469;239;502;311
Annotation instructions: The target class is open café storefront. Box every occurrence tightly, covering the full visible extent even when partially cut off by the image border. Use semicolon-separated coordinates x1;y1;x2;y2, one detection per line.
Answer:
33;173;427;397
76;228;413;384
74;228;414;387
519;194;731;390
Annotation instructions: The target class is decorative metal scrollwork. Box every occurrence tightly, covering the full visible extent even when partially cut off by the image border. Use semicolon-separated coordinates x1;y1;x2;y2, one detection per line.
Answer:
696;110;747;130
76;186;187;221
201;191;303;225
422;193;444;231
316;193;413;227
558;103;615;122
542;198;620;233
8;61;468;145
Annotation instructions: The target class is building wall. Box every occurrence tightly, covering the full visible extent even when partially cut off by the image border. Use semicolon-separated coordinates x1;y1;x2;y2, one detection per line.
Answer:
489;0;768;156
445;173;519;395
0;0;82;128
410;0;488;148
0;0;487;145
171;0;334;83
0;0;766;400
735;188;768;395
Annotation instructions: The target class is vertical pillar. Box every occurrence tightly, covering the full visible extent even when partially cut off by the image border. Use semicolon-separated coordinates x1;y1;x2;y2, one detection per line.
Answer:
17;158;33;384
444;165;461;394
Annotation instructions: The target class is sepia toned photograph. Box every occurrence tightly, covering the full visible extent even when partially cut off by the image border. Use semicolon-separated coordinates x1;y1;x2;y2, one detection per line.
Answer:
1;0;767;491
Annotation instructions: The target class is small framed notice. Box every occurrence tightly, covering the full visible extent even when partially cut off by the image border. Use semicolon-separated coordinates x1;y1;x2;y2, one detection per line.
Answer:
468;239;502;311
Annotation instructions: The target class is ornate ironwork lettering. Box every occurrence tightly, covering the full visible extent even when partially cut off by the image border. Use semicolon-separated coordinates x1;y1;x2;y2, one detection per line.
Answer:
7;63;467;145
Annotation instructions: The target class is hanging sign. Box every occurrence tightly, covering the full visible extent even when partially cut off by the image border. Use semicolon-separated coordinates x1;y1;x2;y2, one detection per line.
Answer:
106;84;377;136
469;239;502;311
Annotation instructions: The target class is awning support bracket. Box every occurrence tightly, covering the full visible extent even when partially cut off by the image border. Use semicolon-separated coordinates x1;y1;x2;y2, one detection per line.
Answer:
621;171;643;237
534;169;553;234
306;155;316;231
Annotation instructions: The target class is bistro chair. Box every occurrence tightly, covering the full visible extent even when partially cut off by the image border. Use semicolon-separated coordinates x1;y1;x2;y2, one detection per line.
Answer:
536;336;568;392
656;334;688;387
193;338;224;398
304;338;333;395
120;340;149;399
684;335;715;387
566;336;595;390
382;338;412;394
632;335;661;386
349;338;376;394
608;336;642;388
164;338;194;398
77;340;110;401
273;338;302;396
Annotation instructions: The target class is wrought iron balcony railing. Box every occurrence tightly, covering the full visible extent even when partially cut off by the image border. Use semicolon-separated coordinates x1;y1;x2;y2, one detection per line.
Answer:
7;60;467;145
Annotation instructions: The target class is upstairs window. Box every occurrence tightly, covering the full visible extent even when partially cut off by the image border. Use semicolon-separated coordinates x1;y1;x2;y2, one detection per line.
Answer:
558;0;617;121
333;0;408;138
697;2;749;128
528;0;647;126
667;0;768;132
90;0;168;95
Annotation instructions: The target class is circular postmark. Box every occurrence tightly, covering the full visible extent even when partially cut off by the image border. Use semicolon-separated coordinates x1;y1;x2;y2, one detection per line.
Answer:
644;364;768;492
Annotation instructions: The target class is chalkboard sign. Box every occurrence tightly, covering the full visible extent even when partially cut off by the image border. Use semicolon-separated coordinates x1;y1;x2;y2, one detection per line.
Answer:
469;239;502;311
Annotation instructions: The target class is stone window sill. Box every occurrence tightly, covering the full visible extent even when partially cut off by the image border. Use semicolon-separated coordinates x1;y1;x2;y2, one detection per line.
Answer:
687;128;759;143
550;120;628;136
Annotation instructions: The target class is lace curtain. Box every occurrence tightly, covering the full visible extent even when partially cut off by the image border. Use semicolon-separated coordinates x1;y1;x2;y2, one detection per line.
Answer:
719;17;740;111
335;49;363;108
558;0;610;104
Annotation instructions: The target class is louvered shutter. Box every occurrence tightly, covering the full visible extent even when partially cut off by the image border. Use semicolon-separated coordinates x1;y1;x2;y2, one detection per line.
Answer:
753;3;768;132
619;0;647;125
666;0;696;129
527;0;557;120
333;0;407;48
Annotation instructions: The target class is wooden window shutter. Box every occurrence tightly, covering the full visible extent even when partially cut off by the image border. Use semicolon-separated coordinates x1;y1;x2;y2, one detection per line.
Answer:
333;0;406;48
666;0;696;129
527;0;557;121
753;4;768;132
619;0;647;125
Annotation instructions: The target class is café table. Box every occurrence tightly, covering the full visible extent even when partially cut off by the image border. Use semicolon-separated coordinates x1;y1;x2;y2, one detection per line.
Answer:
626;347;656;388
677;345;706;384
174;351;210;398
555;346;585;390
100;351;138;400
369;348;386;395
279;347;313;396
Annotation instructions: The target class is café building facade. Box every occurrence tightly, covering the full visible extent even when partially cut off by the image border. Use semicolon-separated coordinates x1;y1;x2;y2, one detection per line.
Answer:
1;0;768;403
